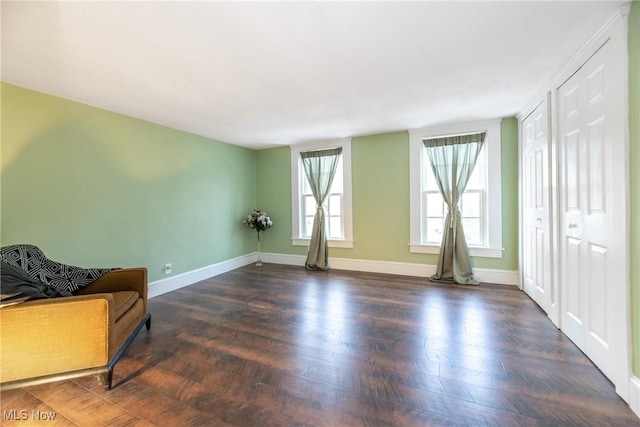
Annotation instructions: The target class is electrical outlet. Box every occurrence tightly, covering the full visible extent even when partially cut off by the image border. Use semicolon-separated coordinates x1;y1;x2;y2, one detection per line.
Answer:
163;263;172;275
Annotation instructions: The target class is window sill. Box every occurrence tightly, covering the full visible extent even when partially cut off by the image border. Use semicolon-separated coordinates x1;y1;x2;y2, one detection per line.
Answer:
292;238;354;249
409;243;504;258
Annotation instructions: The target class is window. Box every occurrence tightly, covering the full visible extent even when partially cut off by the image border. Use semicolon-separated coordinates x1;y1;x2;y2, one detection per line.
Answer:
422;140;486;245
291;138;353;248
409;119;503;258
300;155;343;239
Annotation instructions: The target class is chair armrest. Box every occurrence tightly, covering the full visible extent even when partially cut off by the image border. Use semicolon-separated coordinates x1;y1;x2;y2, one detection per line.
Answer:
76;268;148;311
0;295;115;383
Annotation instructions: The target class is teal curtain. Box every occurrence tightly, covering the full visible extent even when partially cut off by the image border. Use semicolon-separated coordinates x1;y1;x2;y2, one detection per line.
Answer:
423;132;485;285
300;147;342;270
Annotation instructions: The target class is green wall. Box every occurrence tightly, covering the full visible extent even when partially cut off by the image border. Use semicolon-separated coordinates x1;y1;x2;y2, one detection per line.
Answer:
254;145;304;256
256;118;519;272
335;131;414;262
629;0;639;377
1;83;257;282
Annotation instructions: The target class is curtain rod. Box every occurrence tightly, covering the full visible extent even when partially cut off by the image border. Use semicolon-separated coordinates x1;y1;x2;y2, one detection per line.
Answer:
422;130;486;141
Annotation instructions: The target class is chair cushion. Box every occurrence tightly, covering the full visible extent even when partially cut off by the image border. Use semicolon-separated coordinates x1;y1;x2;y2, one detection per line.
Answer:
111;291;139;321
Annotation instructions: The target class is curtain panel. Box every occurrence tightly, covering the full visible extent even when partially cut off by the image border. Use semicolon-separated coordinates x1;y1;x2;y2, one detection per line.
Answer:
300;147;342;270
423;132;485;284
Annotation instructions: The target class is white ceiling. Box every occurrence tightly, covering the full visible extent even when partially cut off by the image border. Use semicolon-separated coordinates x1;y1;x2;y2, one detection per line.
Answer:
1;1;627;149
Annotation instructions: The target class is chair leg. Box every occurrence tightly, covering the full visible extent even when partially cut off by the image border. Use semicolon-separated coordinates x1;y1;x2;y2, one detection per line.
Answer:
103;312;151;390
104;368;114;390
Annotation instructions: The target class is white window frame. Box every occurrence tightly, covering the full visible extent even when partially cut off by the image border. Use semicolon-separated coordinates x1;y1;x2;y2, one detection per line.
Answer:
409;119;503;258
290;138;353;248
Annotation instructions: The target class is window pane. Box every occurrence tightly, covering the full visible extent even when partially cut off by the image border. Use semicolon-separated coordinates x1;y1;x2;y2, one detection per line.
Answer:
426;218;444;243
299;157;341;195
425;165;438;189
462;191;480;217
329;194;341;216
329;158;343;193
301;171;312;194
328;217;342;239
304;217;314;238
304;196;316;217
426;192;444;217
462;218;480;245
466;151;484;190
466;169;479;190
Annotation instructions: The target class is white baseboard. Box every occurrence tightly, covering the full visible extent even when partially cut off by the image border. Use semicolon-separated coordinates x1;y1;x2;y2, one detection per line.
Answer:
148;252;518;298
630;376;640;418
260;252;305;267
261;252;519;286
474;268;520;286
148;253;256;298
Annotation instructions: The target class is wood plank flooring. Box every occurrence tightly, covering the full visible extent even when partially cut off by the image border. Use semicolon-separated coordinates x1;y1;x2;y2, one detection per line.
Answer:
2;264;639;426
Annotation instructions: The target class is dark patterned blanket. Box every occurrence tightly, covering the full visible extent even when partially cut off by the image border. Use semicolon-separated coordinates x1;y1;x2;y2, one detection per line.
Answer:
0;244;119;294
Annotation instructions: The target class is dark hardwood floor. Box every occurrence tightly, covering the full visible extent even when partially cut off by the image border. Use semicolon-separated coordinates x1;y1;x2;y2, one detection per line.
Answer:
2;264;639;426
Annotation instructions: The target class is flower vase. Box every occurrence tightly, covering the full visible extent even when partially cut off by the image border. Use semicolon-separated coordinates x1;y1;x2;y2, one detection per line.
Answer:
256;232;263;267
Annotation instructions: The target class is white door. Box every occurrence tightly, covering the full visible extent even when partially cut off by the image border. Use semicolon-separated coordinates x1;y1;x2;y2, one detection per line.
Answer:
557;39;628;395
521;100;553;318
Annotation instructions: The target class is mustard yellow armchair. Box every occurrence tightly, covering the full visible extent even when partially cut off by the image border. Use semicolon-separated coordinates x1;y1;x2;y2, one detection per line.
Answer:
0;246;151;390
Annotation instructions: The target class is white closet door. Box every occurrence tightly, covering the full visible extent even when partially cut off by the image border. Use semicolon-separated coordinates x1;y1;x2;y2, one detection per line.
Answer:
557;38;627;395
521;101;553;317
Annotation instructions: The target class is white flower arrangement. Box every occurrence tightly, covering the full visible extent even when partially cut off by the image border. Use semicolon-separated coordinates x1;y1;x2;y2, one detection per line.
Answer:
243;209;273;236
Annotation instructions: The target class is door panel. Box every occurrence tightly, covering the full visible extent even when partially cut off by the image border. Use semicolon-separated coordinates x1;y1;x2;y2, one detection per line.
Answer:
565;237;582;330
521;100;552;315
587;118;606;213
587;243;607;342
564;131;580;212
535;150;543;208
557;39;624;387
